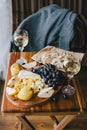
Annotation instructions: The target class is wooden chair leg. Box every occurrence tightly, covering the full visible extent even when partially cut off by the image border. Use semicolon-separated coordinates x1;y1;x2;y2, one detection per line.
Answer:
54;115;76;130
17;115;36;130
15;120;19;129
50;115;59;129
15;119;23;130
18;120;23;130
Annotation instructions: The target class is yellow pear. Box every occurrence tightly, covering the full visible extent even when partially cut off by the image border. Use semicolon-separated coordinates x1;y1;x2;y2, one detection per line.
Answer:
10;63;22;76
17;87;34;101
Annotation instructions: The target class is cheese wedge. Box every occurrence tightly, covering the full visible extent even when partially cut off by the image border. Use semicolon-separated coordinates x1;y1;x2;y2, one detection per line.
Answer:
18;70;41;79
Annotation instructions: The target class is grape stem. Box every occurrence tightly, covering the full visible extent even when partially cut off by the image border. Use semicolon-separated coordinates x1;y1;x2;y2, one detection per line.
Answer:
67;75;73;85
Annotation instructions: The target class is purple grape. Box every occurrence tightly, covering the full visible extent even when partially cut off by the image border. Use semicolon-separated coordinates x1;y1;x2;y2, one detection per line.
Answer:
48;83;53;87
63;94;68;99
53;78;57;82
52;94;58;102
52;72;56;78
32;63;65;89
30;67;34;72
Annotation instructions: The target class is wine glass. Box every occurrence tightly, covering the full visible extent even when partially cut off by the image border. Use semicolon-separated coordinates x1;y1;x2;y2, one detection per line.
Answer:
14;29;29;65
62;58;81;95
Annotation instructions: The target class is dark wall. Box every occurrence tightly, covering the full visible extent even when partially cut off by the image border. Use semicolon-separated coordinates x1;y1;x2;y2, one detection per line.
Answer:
12;0;87;31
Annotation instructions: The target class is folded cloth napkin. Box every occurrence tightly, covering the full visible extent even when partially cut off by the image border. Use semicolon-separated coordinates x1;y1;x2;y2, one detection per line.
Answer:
10;4;77;52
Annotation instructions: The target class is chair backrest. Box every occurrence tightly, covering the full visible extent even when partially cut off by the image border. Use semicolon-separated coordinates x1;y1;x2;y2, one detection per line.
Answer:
12;0;86;32
70;16;87;52
12;1;87;52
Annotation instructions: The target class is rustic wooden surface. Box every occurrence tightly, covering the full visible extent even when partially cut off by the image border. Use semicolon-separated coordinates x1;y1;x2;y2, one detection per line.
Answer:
1;52;87;130
1;52;86;115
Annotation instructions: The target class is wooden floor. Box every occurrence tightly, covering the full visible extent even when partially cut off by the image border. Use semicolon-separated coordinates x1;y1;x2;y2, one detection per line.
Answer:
0;114;87;130
0;69;87;130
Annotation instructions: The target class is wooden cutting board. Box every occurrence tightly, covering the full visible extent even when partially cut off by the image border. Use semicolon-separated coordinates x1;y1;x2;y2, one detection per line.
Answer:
6;52;62;108
6;86;62;108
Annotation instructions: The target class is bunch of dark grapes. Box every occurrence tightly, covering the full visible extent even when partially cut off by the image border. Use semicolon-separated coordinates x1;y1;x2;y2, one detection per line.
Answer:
30;64;64;90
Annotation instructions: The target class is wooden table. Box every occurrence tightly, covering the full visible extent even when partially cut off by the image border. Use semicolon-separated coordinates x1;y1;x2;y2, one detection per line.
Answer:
1;52;86;130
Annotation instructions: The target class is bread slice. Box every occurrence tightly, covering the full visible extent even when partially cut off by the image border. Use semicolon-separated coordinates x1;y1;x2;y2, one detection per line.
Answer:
32;46;84;71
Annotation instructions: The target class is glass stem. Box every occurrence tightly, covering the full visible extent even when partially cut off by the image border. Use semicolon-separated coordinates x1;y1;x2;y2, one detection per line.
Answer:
19;47;24;59
67;78;71;85
67;75;73;86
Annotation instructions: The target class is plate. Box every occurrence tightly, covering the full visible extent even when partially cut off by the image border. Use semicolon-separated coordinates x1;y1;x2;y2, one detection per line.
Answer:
6;86;62;108
6;58;63;108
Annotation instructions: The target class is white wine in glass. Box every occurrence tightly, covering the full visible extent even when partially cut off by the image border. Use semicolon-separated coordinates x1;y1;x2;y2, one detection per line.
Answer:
14;29;29;65
62;59;81;95
14;29;29;52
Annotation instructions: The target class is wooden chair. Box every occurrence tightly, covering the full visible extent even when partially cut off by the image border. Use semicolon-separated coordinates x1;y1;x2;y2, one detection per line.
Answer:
12;0;86;52
70;16;86;53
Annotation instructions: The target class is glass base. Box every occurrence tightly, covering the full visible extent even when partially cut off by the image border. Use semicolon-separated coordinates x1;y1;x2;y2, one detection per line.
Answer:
62;84;75;95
